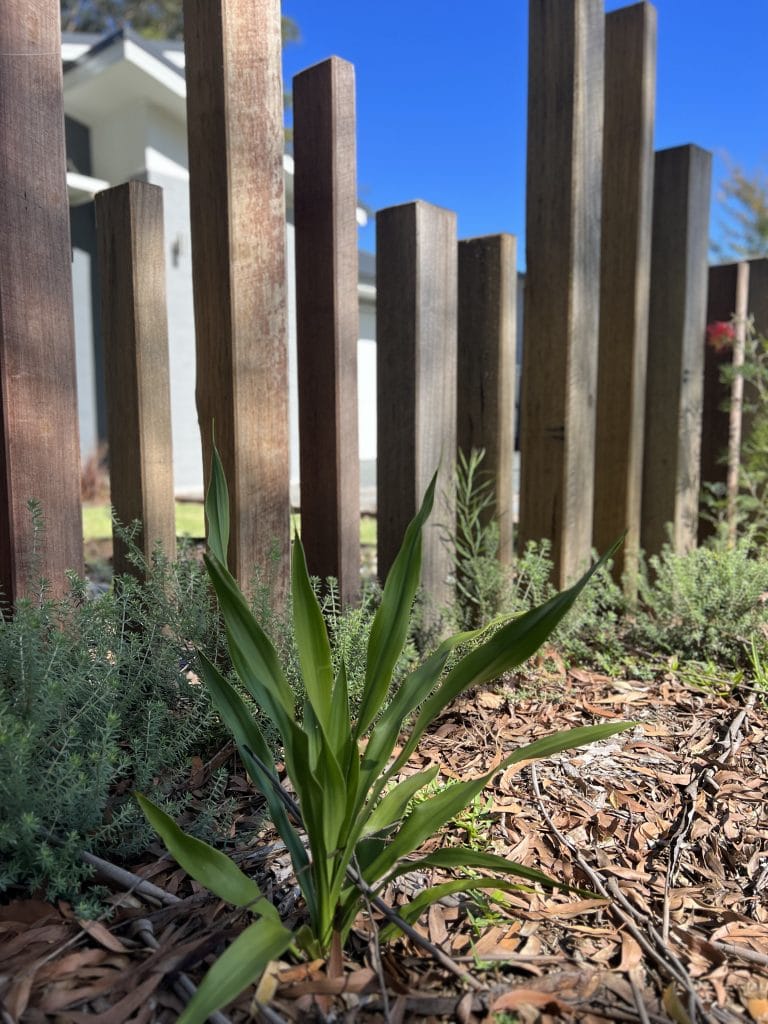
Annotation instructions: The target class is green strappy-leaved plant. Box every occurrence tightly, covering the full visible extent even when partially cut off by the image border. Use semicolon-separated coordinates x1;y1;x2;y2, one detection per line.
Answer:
139;447;632;1023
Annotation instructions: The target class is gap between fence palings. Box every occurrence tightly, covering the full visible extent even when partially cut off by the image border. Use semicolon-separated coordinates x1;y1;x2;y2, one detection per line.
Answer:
0;0;83;607
457;234;517;566
593;1;656;595
642;144;711;559
95;181;176;579
518;0;603;590
294;56;361;607
184;0;291;603
376;201;457;621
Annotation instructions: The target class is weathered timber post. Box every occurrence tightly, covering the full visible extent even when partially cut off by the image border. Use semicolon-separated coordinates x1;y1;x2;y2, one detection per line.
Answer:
749;259;768;333
457;234;517;564
700;263;749;525
377;201;457;615
518;0;604;587
95;182;176;577
594;1;656;591
184;0;290;597
294;57;360;605
700;258;768;541
0;0;83;605
642;145;712;557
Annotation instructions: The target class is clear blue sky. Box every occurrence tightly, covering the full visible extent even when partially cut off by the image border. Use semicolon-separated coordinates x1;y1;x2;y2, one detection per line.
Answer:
281;0;768;263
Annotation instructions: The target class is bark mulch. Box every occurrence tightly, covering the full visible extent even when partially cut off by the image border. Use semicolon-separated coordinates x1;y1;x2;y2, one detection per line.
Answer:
1;665;766;1024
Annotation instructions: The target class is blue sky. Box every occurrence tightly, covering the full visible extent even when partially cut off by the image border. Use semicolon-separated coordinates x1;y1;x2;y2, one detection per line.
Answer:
281;1;768;262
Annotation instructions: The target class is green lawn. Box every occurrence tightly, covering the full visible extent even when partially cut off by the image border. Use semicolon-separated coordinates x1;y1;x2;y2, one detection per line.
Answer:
82;504;377;546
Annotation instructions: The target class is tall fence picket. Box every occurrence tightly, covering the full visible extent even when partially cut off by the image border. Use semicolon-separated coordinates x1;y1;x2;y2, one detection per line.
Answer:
700;263;749;511
294;57;360;605
700;258;768;540
0;0;83;606
457;234;517;563
518;0;604;587
642;145;712;556
594;1;656;588
95;182;176;577
376;201;457;614
184;0;290;597
749;259;768;329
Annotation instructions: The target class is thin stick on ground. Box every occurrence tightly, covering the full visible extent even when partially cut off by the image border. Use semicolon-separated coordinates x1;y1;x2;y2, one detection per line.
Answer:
529;763;709;1024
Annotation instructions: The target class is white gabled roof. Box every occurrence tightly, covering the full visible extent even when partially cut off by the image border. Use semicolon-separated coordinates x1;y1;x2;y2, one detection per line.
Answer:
61;30;368;227
63;29;186;123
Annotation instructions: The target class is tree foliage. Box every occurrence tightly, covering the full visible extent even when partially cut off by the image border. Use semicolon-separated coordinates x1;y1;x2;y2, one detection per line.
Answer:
713;163;768;261
60;1;299;46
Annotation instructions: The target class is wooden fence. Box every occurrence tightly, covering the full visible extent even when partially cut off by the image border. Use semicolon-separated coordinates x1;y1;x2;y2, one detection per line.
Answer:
1;0;766;610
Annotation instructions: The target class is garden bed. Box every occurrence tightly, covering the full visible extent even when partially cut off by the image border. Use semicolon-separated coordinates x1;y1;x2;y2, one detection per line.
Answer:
2;666;765;1023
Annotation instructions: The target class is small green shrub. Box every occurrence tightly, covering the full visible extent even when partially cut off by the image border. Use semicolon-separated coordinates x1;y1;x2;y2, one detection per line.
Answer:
0;542;230;906
448;449;508;629
633;538;768;668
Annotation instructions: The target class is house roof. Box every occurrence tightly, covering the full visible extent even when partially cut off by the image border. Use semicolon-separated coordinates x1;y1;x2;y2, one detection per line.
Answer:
62;30;368;229
63;27;186;124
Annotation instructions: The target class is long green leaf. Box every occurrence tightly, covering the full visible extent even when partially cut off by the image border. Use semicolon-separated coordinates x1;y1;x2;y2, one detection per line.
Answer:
291;537;333;727
205;553;295;726
359;625;481;797
377;878;526;942
384;847;569;892
177;918;293;1024
389;543;623;774
196;654;312;897
136;794;278;921
329;660;352;765
364;721;633;884
205;443;230;566
360;766;439;838
356;472;438;737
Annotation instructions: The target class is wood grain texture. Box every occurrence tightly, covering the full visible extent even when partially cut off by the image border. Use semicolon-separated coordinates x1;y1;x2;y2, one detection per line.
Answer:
699;258;768;541
700;263;746;500
518;0;604;587
594;1;656;589
0;0;83;606
95;182;175;577
377;202;457;615
457;234;517;563
642;145;712;557
748;258;768;334
184;0;290;598
294;57;360;605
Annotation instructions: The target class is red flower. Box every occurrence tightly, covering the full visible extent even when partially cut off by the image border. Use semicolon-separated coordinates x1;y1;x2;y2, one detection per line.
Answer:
706;320;736;353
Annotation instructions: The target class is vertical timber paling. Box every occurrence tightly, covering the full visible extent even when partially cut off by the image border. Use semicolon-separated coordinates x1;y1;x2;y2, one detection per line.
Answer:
700;262;749;535
294;57;360;605
457;234;517;564
184;0;290;598
748;259;768;335
0;0;83;606
700;258;768;541
95;182;176;577
518;0;604;588
642;145;712;557
377;201;457;614
594;1;656;590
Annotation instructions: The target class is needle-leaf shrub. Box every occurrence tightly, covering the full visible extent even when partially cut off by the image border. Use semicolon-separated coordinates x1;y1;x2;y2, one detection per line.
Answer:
0;543;229;907
139;447;632;1024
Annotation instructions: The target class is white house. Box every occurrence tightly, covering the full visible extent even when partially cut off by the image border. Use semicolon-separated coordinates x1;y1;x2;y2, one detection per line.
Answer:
62;28;378;504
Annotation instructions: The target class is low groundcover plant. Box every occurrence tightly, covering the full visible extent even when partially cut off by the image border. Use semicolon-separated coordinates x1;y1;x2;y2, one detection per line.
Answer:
139;448;632;1023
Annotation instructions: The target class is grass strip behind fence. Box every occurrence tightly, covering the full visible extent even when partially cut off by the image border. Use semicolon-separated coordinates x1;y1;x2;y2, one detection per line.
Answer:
82;504;377;547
